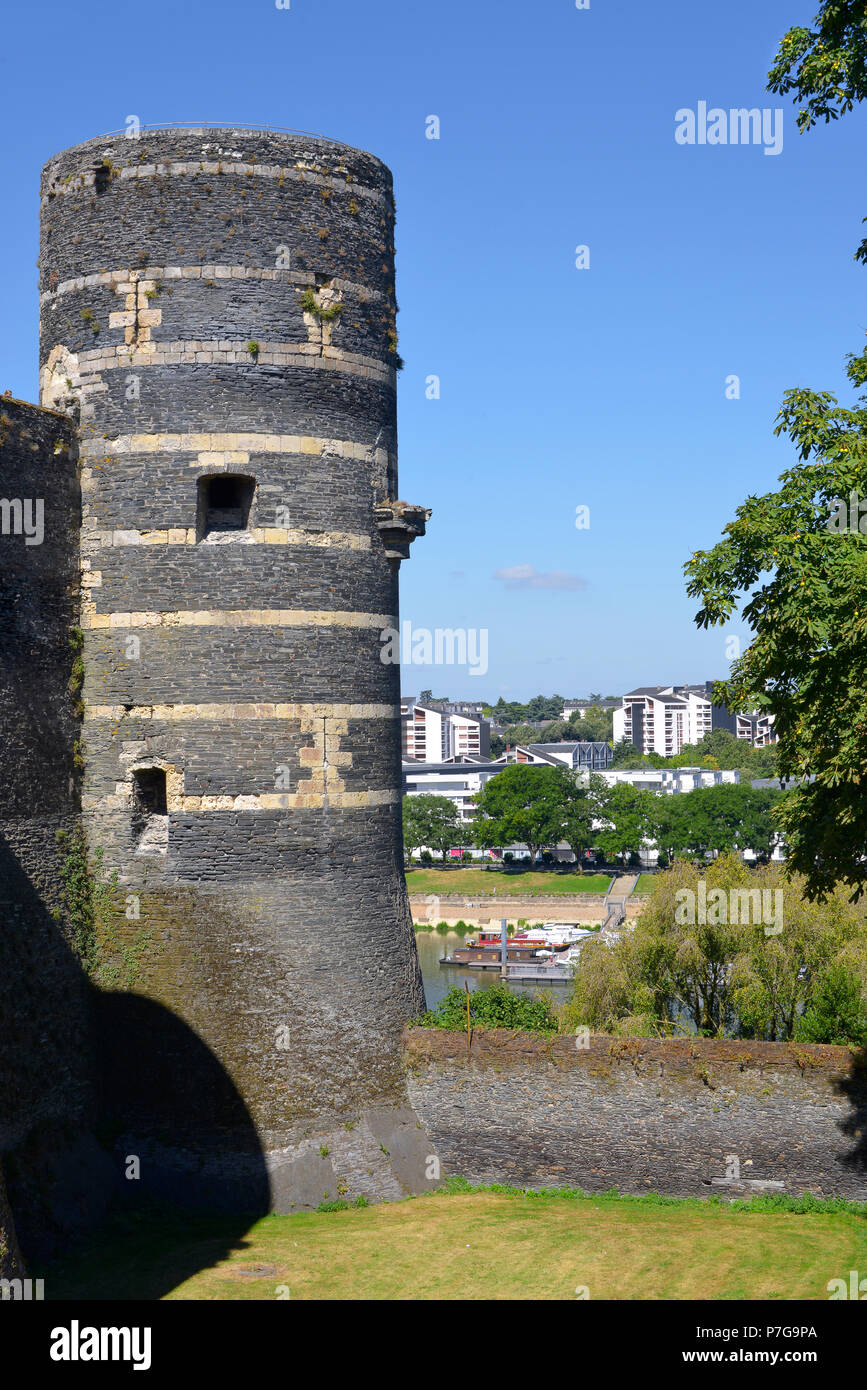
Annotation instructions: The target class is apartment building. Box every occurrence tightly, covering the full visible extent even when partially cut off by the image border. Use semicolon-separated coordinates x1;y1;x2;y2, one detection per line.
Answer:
402;758;502;824
401;697;490;762
497;741;614;772
599;766;739;794
613;682;774;757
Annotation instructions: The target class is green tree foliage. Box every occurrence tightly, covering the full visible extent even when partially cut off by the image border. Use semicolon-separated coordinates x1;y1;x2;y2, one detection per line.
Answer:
594;782;657;863
562;772;603;866
527;693;566;722
487;694;565;725
610;740;669;769
653;784;783;862
402;794;462;863
484;696;613;748
562;856;867;1042
471;763;589;862
768;3;867;135
489;733;506;759
795;962;867;1045
504;707;614;746
496;722;544;748
684;6;867;900
416;982;559;1032
534;719;572;743
566;705;614;742
684;345;867;899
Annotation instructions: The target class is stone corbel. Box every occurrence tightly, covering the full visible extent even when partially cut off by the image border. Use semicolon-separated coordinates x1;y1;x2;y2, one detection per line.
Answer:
374;500;431;564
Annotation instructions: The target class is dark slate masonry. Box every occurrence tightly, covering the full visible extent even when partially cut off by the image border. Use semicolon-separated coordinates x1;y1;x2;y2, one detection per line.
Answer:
0;398;111;1268
405;1032;867;1201
29;127;435;1218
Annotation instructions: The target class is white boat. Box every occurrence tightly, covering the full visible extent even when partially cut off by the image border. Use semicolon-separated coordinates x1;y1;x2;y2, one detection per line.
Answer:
533;941;588;964
517;923;596;949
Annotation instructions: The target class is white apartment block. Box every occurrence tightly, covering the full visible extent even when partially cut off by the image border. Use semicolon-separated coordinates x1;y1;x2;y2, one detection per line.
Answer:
597;767;739;794
613;683;774;757
400;698;490;762
402;760;502;824
402;702;445;761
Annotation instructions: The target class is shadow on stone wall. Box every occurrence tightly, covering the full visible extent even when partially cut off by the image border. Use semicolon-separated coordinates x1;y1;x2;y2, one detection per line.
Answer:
0;830;270;1299
835;1050;867;1174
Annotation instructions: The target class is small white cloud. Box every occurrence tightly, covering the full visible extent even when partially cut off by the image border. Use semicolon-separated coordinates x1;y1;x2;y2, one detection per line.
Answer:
493;564;586;592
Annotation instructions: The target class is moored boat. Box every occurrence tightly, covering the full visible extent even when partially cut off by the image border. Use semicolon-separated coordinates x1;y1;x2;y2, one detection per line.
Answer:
441;923;597;968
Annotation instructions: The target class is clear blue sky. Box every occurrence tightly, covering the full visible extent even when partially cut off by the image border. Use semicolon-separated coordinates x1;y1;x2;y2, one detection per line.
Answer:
2;0;864;701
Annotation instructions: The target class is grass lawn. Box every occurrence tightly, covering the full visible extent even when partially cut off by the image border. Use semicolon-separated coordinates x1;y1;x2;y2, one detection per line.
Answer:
44;1187;867;1301
405;868;612;896
635;874;658;894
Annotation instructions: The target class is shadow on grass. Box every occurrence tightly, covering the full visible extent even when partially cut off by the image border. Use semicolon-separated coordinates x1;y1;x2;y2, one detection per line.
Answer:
0;833;270;1300
40;1207;264;1301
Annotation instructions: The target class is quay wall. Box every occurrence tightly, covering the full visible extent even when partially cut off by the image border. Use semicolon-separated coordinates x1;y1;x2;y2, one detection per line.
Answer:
408;894;646;926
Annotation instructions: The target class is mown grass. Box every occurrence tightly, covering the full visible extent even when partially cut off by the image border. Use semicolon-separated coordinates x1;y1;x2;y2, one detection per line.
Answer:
635;874;658;894
43;1182;867;1302
405;869;612;896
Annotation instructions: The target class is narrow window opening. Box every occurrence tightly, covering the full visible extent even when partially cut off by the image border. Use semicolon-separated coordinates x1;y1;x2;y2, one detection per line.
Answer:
197;474;255;541
131;767;168;855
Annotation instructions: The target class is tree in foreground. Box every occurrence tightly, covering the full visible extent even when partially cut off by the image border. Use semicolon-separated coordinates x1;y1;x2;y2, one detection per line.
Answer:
685;341;867;899
683;4;867;901
416;982;559;1033
768;3;867;138
795;962;867;1046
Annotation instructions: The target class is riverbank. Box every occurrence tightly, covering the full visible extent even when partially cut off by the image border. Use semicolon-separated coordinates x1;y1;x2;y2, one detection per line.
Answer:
409;895;645;928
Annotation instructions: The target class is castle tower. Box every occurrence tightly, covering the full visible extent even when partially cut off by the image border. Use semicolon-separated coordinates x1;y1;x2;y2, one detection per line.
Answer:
38;128;433;1209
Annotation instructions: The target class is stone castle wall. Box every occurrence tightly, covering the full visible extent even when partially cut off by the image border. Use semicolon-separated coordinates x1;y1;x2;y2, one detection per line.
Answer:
0;398;83;1134
34;129;433;1210
405;1031;867;1199
0;397;111;1260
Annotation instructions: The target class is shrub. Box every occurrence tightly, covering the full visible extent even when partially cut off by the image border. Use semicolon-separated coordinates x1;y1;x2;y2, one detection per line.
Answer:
415;982;559;1033
795;963;867;1046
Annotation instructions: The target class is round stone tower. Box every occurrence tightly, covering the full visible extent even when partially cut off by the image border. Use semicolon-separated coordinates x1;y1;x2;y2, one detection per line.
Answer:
38;128;433;1210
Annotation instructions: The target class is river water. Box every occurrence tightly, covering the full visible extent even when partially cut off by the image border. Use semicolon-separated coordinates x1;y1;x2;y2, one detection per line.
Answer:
415;929;576;1009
